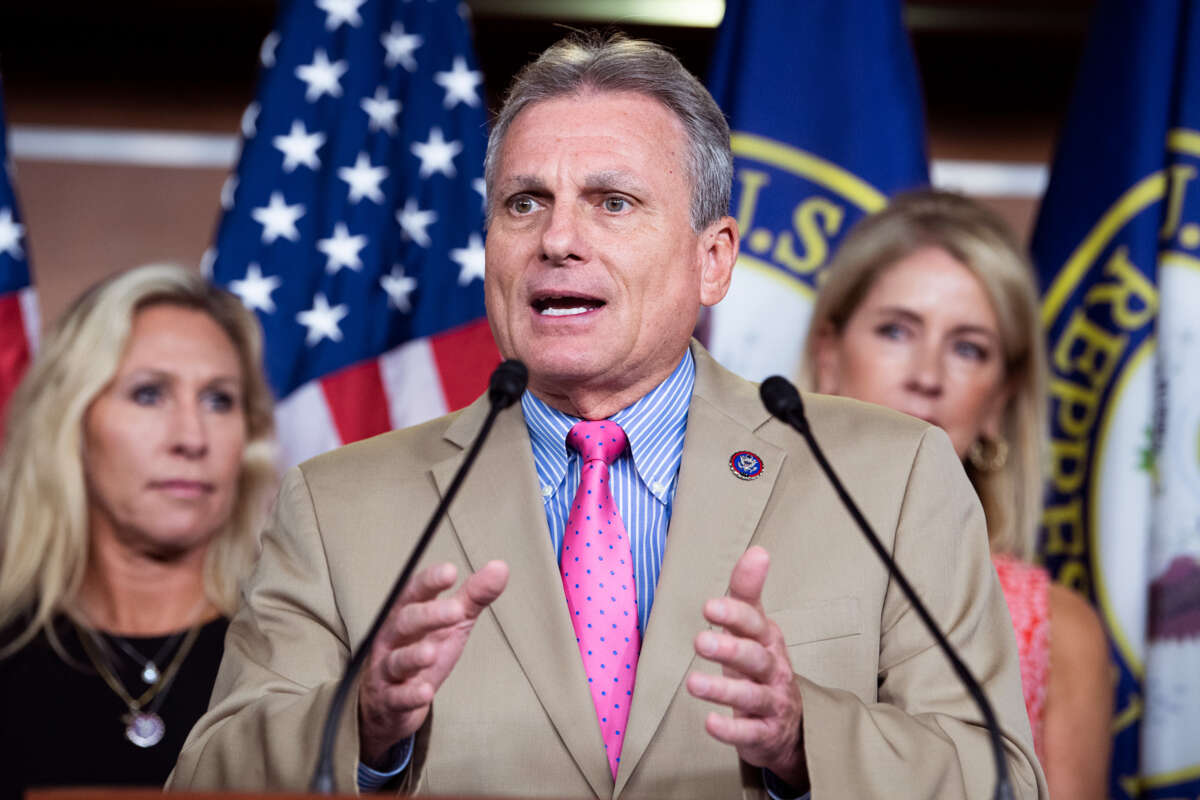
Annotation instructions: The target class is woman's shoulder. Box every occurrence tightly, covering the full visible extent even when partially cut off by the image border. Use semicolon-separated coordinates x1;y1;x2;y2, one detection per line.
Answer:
1;615;58;657
0;615;80;682
1047;582;1108;658
194;615;230;651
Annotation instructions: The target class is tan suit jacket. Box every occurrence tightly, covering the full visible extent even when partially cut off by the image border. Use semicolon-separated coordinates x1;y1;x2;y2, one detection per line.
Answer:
170;343;1047;798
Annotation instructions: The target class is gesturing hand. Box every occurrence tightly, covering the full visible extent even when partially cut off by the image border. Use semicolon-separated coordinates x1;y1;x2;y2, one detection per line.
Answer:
685;546;808;788
358;560;509;767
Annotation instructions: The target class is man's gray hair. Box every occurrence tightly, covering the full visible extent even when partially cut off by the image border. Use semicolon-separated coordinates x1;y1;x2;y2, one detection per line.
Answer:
484;32;733;231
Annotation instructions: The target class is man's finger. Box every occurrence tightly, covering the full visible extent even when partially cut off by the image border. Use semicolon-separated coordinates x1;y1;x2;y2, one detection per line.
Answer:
382;639;437;681
694;630;773;682
457;560;509;619
687;671;776;717
703;596;768;642
378;679;436;713
727;546;770;607
702;710;773;748
377;561;505;649
395;562;459;607
378;593;467;649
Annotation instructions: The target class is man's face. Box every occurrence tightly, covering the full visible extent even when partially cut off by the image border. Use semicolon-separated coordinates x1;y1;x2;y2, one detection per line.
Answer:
485;90;734;415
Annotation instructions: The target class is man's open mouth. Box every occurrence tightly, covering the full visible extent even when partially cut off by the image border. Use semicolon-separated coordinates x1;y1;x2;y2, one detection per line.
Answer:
532;295;605;317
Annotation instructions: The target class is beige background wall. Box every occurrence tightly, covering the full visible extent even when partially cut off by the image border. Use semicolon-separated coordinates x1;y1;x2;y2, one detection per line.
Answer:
14;160;226;323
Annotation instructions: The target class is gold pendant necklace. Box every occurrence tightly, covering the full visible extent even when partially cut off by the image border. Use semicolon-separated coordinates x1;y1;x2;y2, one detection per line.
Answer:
74;620;203;748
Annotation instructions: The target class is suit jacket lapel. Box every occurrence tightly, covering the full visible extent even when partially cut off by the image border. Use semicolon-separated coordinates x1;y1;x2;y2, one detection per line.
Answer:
433;397;613;797
615;345;785;795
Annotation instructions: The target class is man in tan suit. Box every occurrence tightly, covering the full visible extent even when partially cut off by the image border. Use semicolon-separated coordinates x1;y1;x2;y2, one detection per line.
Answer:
171;33;1047;798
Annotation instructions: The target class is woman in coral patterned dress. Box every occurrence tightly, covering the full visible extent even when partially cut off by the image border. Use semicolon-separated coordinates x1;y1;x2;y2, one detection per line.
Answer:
802;190;1112;799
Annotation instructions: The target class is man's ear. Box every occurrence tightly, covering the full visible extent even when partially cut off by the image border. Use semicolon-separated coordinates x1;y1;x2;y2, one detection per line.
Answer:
699;215;738;307
812;323;842;394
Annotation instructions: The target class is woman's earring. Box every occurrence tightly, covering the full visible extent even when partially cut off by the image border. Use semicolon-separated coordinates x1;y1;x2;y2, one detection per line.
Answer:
968;436;1008;472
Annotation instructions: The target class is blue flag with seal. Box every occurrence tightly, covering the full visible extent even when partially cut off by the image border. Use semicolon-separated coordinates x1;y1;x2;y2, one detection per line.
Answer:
704;0;928;381
209;0;498;469
1032;2;1200;797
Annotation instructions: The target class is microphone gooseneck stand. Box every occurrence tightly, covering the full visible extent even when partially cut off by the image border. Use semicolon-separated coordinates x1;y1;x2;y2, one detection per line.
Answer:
310;360;528;793
759;376;1014;800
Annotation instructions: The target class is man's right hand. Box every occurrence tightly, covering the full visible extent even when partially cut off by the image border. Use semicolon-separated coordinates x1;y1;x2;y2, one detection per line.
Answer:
358;559;509;767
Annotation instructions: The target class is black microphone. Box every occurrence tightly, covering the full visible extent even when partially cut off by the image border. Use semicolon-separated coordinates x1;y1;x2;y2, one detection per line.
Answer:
759;375;807;431
310;359;528;792
488;359;529;408
759;376;1014;800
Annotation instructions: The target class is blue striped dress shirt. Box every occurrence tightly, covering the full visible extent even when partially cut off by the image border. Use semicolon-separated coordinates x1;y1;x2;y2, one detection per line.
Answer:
521;350;694;636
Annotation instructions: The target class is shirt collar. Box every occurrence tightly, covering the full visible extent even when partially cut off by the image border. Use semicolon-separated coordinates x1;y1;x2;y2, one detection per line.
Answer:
521;350;695;504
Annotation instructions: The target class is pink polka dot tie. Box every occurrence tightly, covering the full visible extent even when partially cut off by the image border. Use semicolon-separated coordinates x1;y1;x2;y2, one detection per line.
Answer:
561;420;640;778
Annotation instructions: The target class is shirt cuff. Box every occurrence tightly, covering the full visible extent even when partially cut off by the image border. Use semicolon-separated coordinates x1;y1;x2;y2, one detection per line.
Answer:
356;736;415;792
764;767;810;800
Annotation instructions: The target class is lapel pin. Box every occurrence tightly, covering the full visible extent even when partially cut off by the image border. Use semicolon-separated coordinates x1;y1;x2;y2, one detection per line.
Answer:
729;450;764;480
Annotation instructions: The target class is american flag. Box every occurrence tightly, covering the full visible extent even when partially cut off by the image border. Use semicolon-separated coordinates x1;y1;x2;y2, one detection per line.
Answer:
0;76;38;442
210;0;499;468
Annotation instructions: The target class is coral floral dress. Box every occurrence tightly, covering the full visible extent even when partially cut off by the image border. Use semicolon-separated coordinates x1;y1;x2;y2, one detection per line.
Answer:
993;553;1050;761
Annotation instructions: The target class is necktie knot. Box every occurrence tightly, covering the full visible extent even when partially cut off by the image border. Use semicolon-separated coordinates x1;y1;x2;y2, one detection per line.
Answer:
567;421;628;466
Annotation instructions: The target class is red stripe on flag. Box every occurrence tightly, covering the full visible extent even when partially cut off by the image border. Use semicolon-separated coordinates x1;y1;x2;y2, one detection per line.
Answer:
320;357;392;445
430;317;501;411
0;293;32;442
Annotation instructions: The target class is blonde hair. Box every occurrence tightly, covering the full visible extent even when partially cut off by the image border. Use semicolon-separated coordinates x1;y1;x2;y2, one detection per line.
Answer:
0;264;276;653
801;190;1047;559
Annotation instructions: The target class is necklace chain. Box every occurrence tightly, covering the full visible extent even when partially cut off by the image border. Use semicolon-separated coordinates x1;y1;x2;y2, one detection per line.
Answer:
74;620;202;712
110;629;188;683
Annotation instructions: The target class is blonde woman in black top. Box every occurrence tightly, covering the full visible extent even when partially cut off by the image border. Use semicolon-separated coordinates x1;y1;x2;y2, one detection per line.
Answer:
0;264;275;798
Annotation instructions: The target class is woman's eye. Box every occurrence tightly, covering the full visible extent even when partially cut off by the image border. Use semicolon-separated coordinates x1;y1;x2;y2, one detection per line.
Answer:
875;322;907;340
131;384;162;406
202;390;237;413
954;340;989;361
603;196;628;213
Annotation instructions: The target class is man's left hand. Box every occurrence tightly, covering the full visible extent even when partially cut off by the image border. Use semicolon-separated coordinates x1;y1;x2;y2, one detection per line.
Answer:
686;546;808;789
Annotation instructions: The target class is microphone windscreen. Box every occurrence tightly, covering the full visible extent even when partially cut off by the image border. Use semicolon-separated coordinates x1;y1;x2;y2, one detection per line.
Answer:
489;360;529;408
760;375;802;421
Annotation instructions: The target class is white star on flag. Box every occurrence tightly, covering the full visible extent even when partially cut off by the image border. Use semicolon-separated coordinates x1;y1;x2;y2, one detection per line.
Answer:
0;207;26;259
241;102;261;138
317;0;366;30
397;197;437;247
472;177;486;210
361;87;401;134
296;49;349;102
382;22;423;71
230;263;283;313
434;56;482;108
317;222;367;273
338;152;388;204
411;127;462;178
199;248;216;279
296;292;349;346
273;120;327;172
221;175;239;210
450;232;485;285
260;31;280;68
252;192;305;243
380;266;418;313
